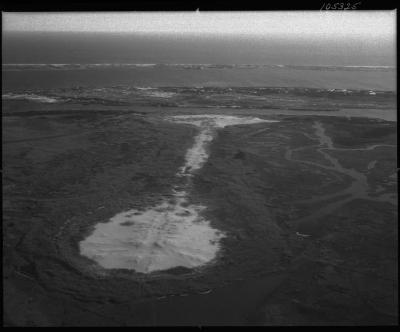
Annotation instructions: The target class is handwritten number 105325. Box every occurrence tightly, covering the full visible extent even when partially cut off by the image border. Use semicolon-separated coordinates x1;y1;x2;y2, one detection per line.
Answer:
321;2;361;10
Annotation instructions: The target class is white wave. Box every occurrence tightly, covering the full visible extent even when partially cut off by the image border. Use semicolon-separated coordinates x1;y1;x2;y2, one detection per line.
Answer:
148;91;176;98
80;115;278;273
132;64;157;67
341;65;394;69
2;93;59;103
135;87;154;90
3;63;394;69
136;88;176;98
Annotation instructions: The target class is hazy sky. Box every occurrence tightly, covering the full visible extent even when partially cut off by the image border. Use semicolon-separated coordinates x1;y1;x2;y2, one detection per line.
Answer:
3;11;396;41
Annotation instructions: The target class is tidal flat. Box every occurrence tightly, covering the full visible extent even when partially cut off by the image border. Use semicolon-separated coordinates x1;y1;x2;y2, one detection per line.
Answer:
3;102;397;326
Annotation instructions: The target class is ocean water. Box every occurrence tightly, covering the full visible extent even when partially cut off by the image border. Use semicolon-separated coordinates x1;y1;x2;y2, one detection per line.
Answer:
2;32;396;94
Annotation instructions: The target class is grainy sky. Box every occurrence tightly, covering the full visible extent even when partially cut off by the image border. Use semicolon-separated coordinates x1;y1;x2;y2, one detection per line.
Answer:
3;11;395;40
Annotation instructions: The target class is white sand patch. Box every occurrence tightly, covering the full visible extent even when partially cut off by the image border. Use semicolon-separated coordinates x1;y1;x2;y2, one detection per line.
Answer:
177;127;214;175
170;114;276;128
80;196;223;273
171;115;278;175
80;115;278;273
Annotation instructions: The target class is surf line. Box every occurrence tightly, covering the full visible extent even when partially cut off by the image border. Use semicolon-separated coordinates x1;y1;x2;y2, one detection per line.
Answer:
80;115;278;274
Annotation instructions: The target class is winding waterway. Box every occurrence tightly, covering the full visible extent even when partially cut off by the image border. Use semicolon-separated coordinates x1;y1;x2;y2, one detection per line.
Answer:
285;121;397;233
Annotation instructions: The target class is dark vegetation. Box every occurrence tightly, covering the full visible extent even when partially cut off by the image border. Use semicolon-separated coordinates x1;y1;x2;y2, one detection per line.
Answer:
3;103;397;326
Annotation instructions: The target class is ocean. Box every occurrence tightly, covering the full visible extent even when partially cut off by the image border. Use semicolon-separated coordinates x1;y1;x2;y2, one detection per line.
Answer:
2;32;396;94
